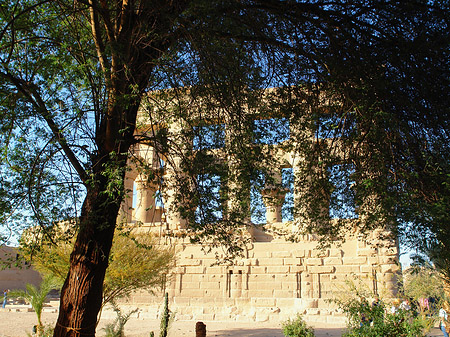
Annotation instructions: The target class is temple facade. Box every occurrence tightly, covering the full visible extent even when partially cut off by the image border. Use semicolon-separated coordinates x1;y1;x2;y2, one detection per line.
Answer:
118;92;401;323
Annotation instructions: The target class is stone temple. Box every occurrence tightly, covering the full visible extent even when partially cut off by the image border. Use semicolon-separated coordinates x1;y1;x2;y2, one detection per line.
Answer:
117;90;401;324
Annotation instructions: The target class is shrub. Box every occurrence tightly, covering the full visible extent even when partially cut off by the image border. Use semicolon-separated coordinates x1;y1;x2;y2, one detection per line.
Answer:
335;295;428;337
282;314;315;337
102;303;138;337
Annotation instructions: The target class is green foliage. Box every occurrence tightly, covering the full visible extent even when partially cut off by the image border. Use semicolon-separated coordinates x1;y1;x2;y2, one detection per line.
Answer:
341;298;427;337
1;0;450;331
9;276;58;332
40;325;54;337
102;303;138;337
160;292;171;337
282;314;315;337
21;230;175;309
333;287;430;337
403;263;447;305
26;324;54;337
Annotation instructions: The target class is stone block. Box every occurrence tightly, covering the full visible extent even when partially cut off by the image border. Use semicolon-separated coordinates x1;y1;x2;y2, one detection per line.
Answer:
329;249;344;257
257;257;285;266
293;249;307;258
357;248;377;256
307;265;335;273
360;265;375;273
283;258;300;265
251;297;276;307
289;265;306;273
323;257;343;265
266;265;290;274
195;313;215;321
300;299;319;308
201;281;221;290
367;256;381;265
381;264;399;274
250;266;267;274
215;313;233;321
181;281;200;289
137;311;158;320
306;308;320;315
180;289;204;297
205;266;224;274
311;249;329;258
357;240;367;249
273;290;295;298
343;256;367;265
181;258;202;266
255;313;269;322
234;297;251;307
305;258;323;266
256;281;282;291
249;274;275;282
185;266;206;274
247;289;274;298
173;297;191;305
334;265;361;274
276;298;296;308
242;258;258;266
207;273;224;281
281;283;298;291
176;314;193;320
272;251;292;258
301;272;312;280
326;315;347;324
233;266;250;273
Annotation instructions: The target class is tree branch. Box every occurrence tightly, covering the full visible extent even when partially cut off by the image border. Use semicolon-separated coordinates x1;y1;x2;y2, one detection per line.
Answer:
0;71;89;183
88;0;109;77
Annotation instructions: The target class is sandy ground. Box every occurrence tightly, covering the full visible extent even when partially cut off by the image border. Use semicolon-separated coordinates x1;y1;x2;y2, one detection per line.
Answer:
0;306;444;337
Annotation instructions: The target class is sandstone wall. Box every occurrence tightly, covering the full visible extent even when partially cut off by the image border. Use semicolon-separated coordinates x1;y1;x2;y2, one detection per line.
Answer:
126;230;400;324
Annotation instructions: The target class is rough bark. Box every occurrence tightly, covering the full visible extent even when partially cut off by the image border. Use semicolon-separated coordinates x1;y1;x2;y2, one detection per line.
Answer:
53;175;123;336
51;1;191;334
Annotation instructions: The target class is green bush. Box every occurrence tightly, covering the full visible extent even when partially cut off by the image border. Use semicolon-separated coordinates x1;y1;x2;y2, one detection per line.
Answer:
102;303;138;337
336;296;428;337
282;314;315;337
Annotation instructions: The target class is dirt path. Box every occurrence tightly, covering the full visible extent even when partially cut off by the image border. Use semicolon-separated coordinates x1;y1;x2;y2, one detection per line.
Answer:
0;306;443;337
0;307;344;337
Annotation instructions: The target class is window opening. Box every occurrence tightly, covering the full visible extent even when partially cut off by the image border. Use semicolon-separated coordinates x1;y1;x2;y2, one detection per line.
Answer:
195;174;223;223
193;124;225;150
328;164;357;219
282;167;294;222
253;118;289;144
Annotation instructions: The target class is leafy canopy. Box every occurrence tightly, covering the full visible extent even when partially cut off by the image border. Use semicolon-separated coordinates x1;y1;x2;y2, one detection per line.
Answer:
21;229;175;308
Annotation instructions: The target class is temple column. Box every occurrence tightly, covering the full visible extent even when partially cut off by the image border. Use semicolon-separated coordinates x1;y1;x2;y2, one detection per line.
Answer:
118;169;136;224
261;168;287;224
163;157;189;229
261;186;287;224
135;174;156;224
162;119;192;230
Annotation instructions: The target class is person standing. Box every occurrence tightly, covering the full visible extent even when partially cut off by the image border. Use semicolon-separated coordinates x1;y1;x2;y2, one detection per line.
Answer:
2;289;7;308
439;307;449;337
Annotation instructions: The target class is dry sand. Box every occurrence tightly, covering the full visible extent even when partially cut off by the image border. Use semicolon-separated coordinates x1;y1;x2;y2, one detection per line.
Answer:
0;306;444;337
0;306;343;337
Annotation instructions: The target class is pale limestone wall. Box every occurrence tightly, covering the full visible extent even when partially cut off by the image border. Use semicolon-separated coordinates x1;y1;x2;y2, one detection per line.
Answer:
124;228;399;324
122;97;402;323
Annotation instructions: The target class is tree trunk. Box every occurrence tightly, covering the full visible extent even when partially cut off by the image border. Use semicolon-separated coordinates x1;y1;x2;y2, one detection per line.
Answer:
53;177;122;337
